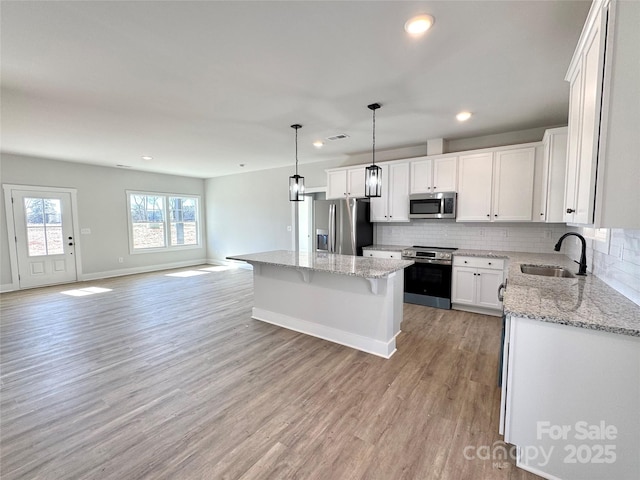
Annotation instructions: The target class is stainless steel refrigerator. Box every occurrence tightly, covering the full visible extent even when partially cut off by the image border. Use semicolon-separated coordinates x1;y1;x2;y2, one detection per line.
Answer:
313;198;373;256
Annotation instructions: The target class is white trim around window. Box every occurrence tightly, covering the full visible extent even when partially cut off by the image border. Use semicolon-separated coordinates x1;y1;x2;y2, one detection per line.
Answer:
126;190;202;254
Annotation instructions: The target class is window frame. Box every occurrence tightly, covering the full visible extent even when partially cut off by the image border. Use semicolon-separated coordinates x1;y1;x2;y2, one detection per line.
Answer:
126;190;202;254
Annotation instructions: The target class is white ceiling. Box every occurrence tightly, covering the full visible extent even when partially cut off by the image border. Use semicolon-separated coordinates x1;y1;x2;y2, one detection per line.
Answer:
1;0;591;179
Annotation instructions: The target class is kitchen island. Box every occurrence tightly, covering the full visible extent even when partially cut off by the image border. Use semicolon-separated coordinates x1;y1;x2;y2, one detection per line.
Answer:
226;250;414;358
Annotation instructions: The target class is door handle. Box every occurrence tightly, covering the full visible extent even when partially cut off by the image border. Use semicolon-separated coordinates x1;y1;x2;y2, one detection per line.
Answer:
68;242;74;246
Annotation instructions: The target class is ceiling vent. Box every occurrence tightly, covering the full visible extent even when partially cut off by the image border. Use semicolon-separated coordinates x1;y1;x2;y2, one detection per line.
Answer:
326;134;350;141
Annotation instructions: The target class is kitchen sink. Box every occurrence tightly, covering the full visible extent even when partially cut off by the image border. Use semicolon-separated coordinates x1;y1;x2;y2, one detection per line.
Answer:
520;264;575;278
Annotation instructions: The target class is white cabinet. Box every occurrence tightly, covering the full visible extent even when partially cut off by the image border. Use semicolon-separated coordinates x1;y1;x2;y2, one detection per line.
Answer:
534;127;568;222
326;166;365;199
370;162;410;222
451;256;505;315
457;147;535;222
362;249;402;259
502;316;640;479
564;5;604;224
410;156;457;194
457;152;493;221
564;0;640;227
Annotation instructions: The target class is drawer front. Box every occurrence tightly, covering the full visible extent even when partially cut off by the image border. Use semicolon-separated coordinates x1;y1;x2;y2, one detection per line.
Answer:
363;249;402;259
453;256;505;270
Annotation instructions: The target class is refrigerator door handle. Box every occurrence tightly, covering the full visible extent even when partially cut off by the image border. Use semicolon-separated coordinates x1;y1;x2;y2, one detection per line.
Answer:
328;204;336;253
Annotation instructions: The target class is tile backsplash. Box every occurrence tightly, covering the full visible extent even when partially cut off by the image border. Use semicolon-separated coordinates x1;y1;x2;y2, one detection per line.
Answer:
376;221;568;253
565;228;640;306
377;222;640;306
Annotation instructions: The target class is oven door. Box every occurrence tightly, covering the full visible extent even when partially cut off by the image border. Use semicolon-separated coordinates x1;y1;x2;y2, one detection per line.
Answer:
403;260;452;309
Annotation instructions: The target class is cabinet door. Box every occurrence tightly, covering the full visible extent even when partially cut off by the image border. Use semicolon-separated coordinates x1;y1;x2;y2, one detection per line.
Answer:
493;148;535;221
327;170;347;199
545;129;568;223
457;153;493;221
433;157;457;192
451;267;476;305
410;158;432;194
347;167;366;198
564;65;582;223
476;269;503;309
573;10;605;225
369;164;389;222
388;163;410;222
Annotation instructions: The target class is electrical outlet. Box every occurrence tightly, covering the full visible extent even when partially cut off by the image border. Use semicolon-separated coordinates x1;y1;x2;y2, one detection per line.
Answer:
544;229;552;239
81;228;91;235
478;228;485;237
287;225;292;232
118;257;124;264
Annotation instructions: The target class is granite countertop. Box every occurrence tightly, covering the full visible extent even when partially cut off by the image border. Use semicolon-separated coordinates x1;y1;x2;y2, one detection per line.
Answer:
362;244;410;252
226;250;414;279
455;249;640;337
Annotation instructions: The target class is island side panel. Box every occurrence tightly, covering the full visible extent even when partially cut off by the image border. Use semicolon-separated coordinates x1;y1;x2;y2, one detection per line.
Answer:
250;264;403;358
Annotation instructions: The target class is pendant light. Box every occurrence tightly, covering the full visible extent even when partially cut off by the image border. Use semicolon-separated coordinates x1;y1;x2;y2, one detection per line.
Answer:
365;103;382;198
289;124;305;201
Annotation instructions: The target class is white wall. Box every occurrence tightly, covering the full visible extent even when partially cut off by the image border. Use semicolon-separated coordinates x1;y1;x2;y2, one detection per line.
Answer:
376;221;569;253
205;161;336;263
0;153;206;289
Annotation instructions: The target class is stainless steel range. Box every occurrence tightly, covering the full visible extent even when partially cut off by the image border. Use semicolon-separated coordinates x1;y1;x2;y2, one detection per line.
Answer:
401;246;458;309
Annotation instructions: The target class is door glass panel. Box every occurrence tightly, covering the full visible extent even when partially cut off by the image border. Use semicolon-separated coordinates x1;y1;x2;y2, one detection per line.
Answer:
24;197;64;256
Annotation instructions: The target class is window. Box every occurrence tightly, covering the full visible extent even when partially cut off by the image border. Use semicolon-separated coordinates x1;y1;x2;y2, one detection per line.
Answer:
24;197;64;256
127;192;200;252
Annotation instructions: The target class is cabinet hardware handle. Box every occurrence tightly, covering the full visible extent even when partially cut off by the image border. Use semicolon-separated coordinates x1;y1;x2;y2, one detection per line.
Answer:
68;242;74;246
464;261;468;264
566;208;575;213
486;214;490;217
494;214;498;217
433;186;437;189
540;213;544;216
488;262;492;265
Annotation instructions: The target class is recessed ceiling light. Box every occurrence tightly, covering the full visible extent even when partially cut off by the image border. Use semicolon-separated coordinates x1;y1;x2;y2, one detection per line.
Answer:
141;155;153;161
239;163;246;167
313;141;324;148
456;111;472;122
404;14;435;35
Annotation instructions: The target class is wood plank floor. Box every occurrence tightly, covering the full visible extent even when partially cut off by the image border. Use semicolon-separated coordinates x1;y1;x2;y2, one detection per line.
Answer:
0;266;541;480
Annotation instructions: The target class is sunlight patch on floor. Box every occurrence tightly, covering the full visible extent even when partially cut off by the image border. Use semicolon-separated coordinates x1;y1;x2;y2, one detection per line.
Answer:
61;286;113;296
199;265;237;272
165;270;211;278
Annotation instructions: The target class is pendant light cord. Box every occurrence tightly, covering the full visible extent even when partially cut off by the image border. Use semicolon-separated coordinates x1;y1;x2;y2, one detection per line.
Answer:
372;107;376;167
295;126;299;175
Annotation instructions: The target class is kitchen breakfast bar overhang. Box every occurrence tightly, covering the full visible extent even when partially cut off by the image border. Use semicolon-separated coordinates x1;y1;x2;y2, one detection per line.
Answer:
226;250;414;358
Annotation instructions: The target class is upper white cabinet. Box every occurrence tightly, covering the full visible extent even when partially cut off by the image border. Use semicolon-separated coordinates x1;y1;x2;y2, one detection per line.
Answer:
534;127;567;222
370;162;410;222
410;156;458;194
457;146;536;222
457;152;493;221
564;0;640;227
326;166;365;199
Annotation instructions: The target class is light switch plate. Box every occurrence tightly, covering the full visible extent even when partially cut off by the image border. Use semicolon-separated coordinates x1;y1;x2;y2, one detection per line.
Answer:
81;228;91;235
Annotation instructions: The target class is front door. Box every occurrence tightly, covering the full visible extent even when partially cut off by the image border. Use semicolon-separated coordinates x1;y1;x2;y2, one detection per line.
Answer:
11;190;78;288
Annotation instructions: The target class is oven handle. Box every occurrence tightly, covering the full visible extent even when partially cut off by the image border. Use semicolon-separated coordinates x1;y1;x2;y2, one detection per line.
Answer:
402;257;452;266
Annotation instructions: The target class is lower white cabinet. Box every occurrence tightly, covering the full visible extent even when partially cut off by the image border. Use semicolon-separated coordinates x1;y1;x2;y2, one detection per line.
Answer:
362;249;402;259
451;256;504;315
502;316;640;479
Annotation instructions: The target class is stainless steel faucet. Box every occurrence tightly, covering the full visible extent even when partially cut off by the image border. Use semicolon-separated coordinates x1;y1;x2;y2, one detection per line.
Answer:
554;232;588;276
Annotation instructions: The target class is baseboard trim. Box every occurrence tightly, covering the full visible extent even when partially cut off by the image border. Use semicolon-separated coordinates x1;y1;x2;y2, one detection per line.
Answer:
79;259;209;281
452;303;502;317
1;283;17;293
252;307;396;359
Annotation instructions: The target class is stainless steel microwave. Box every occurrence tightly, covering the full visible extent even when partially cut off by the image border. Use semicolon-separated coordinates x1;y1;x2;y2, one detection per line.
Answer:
409;192;457;219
